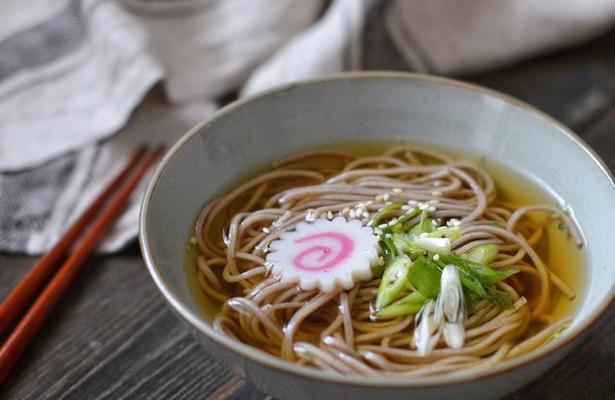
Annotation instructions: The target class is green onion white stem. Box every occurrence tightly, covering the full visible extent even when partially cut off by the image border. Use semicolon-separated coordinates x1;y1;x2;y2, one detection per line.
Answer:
436;264;466;349
412;237;451;255
413;300;440;356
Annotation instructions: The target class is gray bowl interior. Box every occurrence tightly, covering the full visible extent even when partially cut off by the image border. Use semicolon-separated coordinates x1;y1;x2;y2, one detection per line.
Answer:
142;75;614;371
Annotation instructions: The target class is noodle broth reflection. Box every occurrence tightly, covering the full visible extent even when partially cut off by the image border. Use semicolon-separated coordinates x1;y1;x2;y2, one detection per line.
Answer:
186;144;584;376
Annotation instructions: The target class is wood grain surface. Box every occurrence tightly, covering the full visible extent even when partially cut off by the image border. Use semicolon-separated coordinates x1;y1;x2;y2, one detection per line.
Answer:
1;21;614;400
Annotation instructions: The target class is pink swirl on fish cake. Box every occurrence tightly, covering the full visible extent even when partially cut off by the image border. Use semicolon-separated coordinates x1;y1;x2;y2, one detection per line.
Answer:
292;232;354;272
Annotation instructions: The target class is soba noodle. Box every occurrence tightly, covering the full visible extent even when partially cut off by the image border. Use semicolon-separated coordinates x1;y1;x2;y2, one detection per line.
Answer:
191;145;582;376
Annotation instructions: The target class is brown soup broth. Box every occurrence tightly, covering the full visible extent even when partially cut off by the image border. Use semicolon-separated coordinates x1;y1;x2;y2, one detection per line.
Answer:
186;141;585;328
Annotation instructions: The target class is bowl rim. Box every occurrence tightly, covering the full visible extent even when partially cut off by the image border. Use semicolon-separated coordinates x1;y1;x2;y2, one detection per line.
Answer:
139;71;615;388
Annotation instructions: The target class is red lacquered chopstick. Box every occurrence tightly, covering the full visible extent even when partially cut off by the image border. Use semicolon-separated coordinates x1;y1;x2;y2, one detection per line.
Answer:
0;145;164;385
0;146;147;337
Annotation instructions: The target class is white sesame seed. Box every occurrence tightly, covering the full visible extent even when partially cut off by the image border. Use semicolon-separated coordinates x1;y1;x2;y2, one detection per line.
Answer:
378;223;388;229
401;205;410;211
419;202;429;210
378;256;385;266
447;218;461;227
428;206;436;212
385;233;392;239
365;200;374;205
388;218;399;226
433;180;443;187
262;227;271;233
382;194;391;201
375;195;384;202
432;191;442;196
326;211;334;220
349;210;357;219
341;207;350;215
433;254;440;261
305;209;316;222
362;211;370;218
374;228;383;235
392;188;402;193
408;200;418;206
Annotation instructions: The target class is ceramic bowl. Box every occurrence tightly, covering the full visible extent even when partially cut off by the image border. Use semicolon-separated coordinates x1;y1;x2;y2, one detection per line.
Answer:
139;72;615;400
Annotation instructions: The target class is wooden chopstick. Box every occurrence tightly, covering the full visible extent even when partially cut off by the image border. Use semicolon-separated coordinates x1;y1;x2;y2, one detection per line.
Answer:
0;145;164;385
0;146;147;337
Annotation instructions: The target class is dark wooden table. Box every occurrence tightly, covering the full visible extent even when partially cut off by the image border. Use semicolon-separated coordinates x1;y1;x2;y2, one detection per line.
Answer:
2;30;614;400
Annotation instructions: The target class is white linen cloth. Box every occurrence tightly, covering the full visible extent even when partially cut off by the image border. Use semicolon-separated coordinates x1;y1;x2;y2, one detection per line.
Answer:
0;0;613;254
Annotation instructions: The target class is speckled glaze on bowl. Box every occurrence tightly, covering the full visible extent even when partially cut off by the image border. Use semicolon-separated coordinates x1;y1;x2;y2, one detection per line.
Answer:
139;72;615;400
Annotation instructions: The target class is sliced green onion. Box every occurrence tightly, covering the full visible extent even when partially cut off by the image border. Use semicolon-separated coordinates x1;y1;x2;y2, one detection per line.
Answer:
391;233;426;257
373;236;398;278
465;244;498;265
390;208;421;233
408;256;441;299
422;226;462;241
442;253;519;285
371;263;385;278
381;235;398;259
369;202;403;228
474;266;520;285
408;210;434;238
376;255;412;309
457;270;486;298
377;291;426;318
464;289;480;314
419;209;432;232
486;287;514;309
434;256;487;298
412;237;451;255
439;253;516;308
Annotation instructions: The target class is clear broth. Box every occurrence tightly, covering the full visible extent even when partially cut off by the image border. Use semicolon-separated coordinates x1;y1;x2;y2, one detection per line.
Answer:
186;141;586;324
